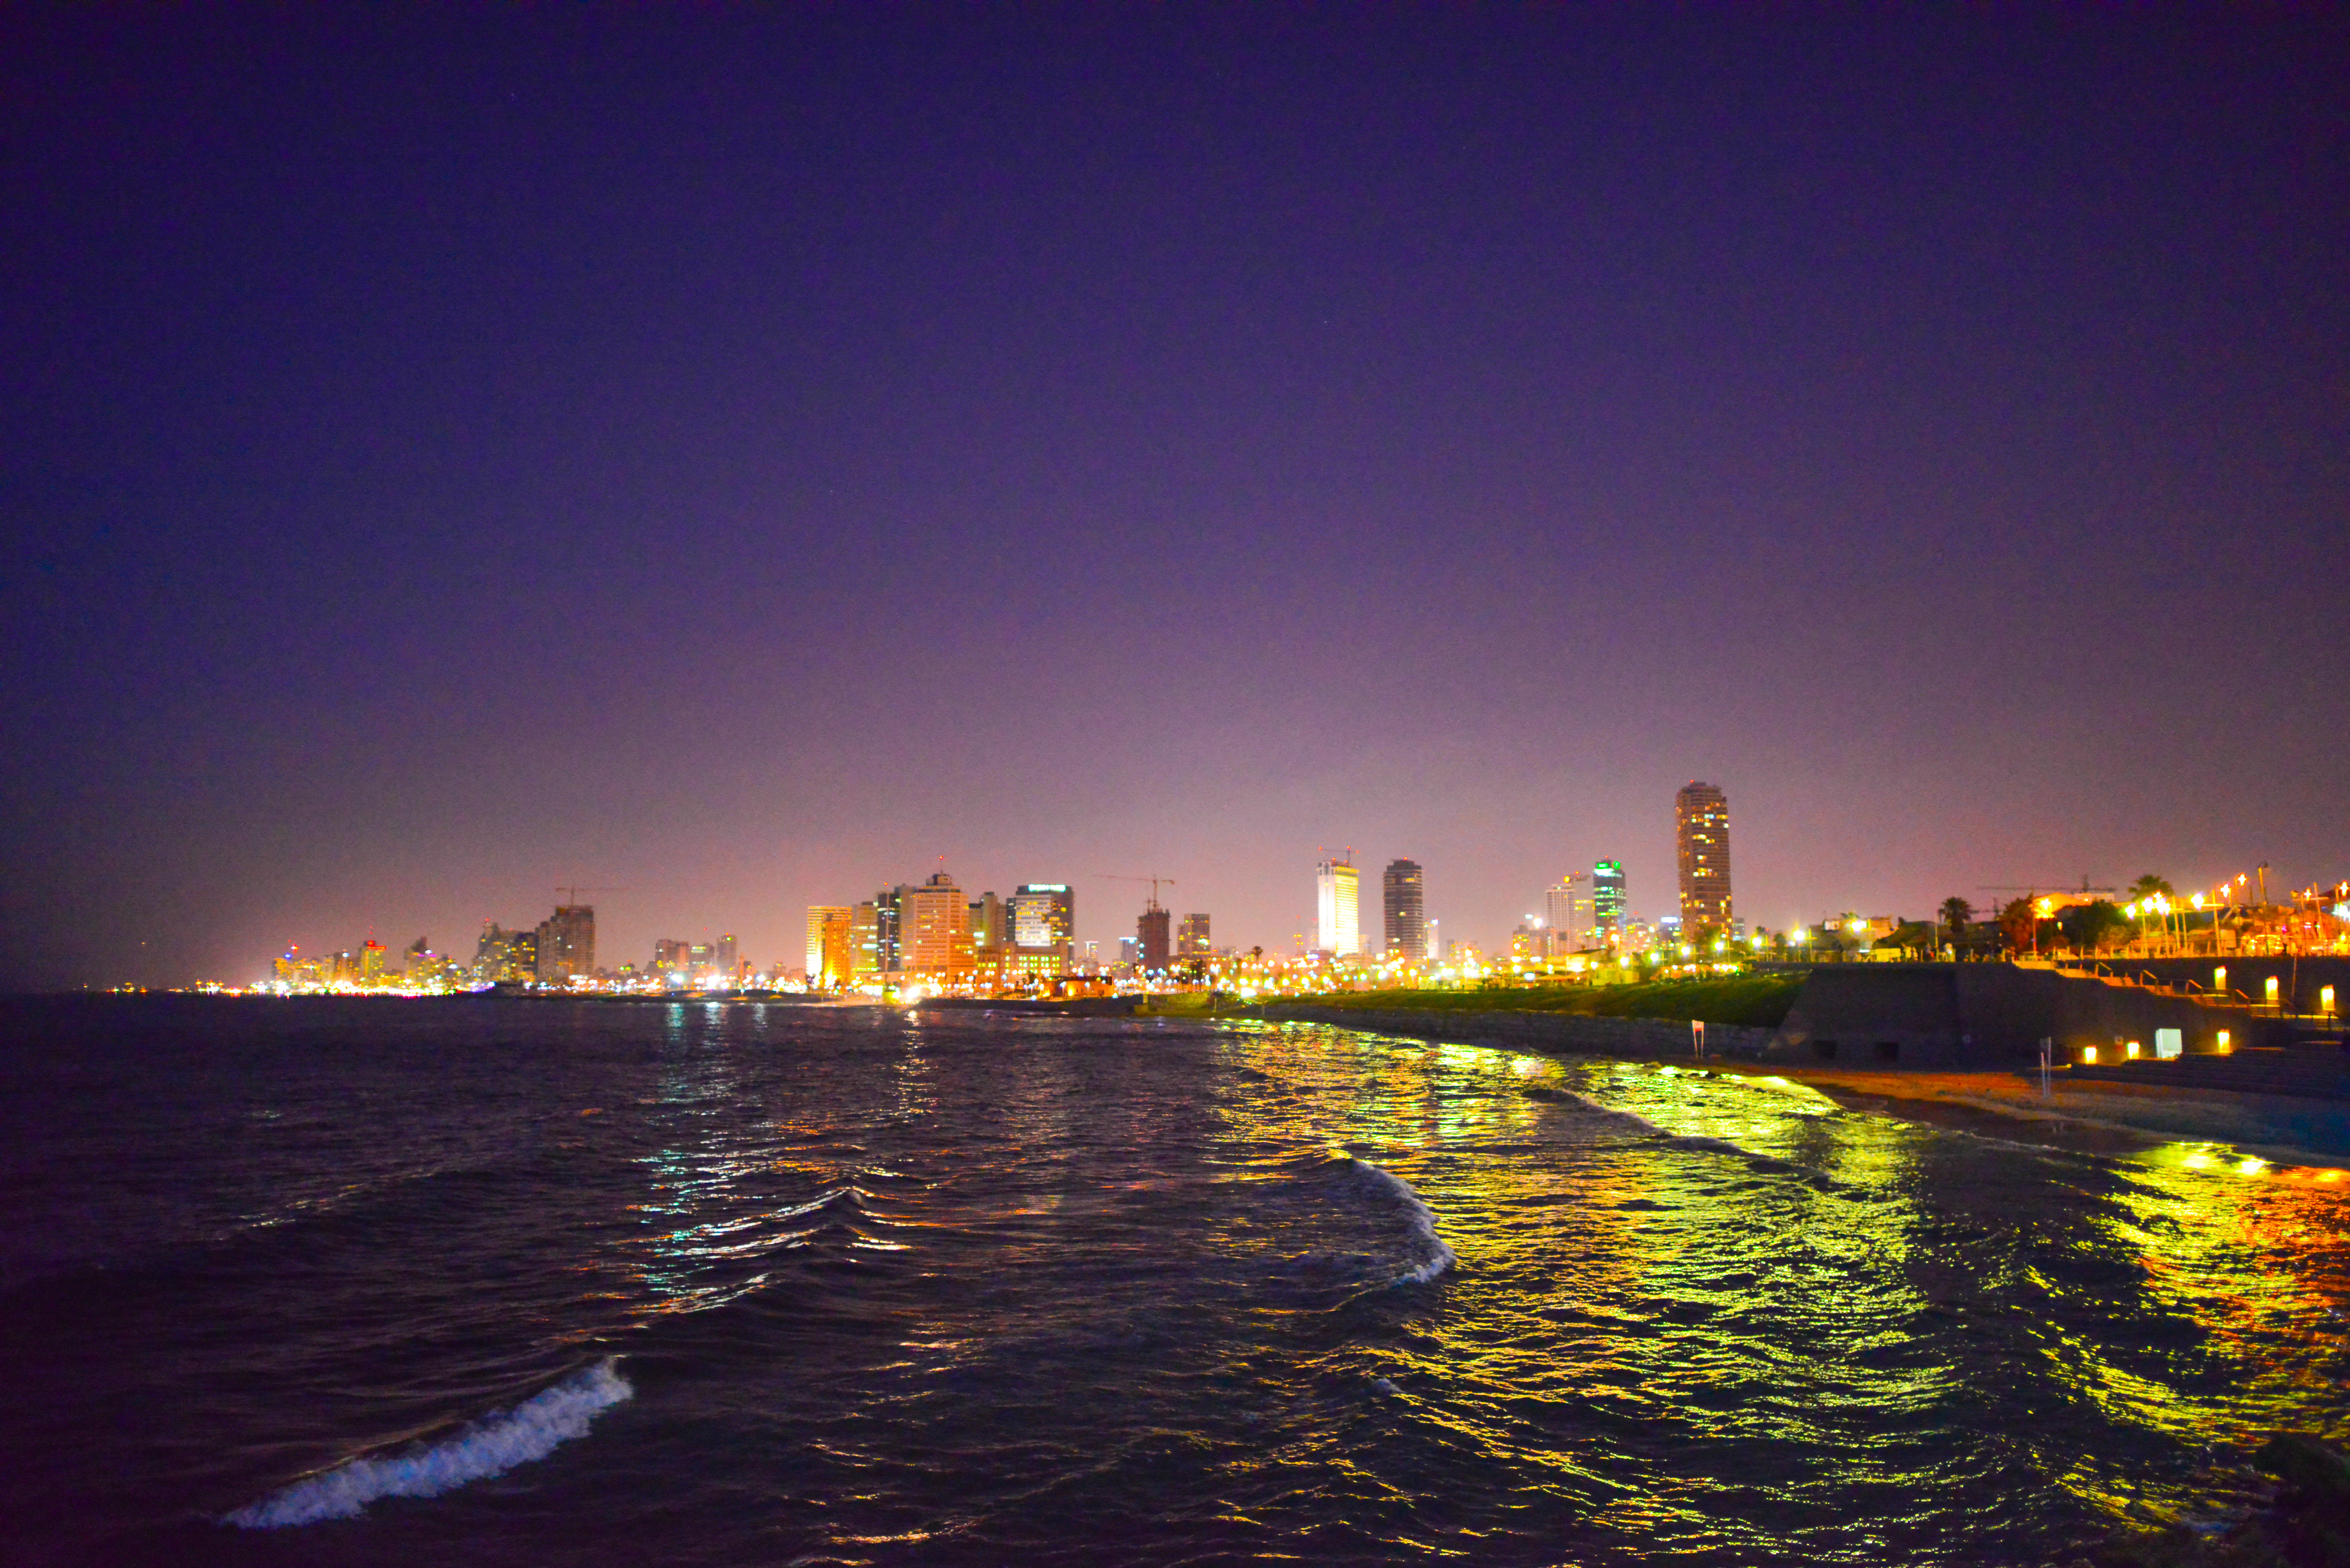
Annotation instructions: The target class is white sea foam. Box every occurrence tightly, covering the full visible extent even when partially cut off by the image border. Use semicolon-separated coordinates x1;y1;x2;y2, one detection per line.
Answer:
1351;1159;1457;1285
226;1358;633;1528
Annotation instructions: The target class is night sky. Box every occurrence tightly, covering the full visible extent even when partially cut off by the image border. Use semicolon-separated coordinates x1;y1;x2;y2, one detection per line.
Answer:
5;7;2346;987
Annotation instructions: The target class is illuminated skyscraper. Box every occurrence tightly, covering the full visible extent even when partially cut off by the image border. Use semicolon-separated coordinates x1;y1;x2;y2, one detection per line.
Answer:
1593;860;1627;937
1177;912;1211;958
1316;857;1361;956
1008;883;1074;974
714;933;738;979
805;906;853;988
474;923;521;983
853;888;903;974
849;902;881;977
535;903;595;981
1382;859;1425;960
1542;875;1594;948
1674;782;1732;934
968;891;1006;957
899;871;975;974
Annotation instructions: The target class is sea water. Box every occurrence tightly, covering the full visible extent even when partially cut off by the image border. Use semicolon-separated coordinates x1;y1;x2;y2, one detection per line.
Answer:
2;995;2345;1565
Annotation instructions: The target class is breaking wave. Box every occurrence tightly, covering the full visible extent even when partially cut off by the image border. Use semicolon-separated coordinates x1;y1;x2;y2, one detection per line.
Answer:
226;1358;632;1528
1351;1158;1457;1285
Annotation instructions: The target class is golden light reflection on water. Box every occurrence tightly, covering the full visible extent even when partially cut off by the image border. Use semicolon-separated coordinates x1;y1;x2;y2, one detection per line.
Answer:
541;1008;2350;1561
2057;1141;2350;1437
1209;1021;2350;1551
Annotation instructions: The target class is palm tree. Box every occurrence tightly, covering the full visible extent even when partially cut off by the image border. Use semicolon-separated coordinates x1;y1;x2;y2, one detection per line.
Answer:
1939;896;1974;942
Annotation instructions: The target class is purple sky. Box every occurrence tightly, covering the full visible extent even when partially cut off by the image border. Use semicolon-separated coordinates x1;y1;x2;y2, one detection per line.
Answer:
4;8;2346;986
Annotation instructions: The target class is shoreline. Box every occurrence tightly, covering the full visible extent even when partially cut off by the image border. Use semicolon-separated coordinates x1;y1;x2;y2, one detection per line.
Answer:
1695;1060;2350;1170
1254;1007;2350;1170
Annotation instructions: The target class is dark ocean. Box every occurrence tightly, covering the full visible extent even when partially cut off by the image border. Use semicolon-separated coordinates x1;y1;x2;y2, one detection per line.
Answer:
3;996;2345;1566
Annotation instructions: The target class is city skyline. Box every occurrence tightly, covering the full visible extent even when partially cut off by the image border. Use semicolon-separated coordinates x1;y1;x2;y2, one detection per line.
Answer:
63;759;2350;986
5;9;2345;989
106;771;2350;985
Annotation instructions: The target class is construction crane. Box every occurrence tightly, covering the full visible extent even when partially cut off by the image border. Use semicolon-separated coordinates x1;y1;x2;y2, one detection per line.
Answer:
1100;874;1175;911
1978;877;2117;903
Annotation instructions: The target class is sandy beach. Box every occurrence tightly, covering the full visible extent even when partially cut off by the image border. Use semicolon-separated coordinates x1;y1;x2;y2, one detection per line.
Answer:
1699;1059;2350;1171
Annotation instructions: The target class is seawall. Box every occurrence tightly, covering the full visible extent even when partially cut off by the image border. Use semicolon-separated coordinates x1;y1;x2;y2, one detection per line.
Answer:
1761;962;2290;1069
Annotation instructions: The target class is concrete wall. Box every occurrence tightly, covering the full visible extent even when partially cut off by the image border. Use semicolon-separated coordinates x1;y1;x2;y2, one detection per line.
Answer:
1761;962;2284;1069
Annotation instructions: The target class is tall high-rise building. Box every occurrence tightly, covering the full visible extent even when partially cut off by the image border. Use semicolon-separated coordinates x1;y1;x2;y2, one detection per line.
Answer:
899;871;975;974
536;903;595;981
1543;877;1573;934
805;906;853;988
1008;883;1074;974
1675;782;1732;934
1177;912;1211;958
1316;857;1361;955
860;888;903;974
1542;874;1595;949
850;902;881;977
968;891;1006;956
507;929;539;981
1382;859;1426;960
1593;860;1627;937
1137;905;1171;971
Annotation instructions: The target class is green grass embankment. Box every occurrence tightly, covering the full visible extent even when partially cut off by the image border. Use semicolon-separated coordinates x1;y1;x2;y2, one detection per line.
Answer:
1263;974;1805;1030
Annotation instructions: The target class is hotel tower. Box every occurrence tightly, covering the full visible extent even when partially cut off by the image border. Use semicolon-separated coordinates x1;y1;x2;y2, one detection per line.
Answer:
1674;781;1732;935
